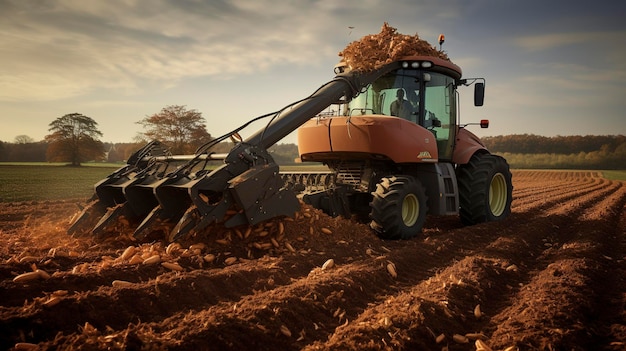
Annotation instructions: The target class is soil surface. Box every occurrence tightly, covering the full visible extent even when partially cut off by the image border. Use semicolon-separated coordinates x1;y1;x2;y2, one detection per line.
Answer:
0;170;624;351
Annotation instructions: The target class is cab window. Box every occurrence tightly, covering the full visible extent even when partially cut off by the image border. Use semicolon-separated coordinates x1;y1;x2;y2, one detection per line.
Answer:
425;73;456;159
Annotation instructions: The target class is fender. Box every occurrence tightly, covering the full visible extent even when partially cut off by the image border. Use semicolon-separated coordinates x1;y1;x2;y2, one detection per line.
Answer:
452;127;489;165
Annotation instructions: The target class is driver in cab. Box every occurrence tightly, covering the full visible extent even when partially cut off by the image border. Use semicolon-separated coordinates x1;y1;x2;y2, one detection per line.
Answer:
389;89;414;120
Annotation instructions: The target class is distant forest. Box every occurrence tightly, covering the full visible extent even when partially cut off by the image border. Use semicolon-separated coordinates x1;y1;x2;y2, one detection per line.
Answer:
482;134;625;155
1;134;624;169
481;134;625;170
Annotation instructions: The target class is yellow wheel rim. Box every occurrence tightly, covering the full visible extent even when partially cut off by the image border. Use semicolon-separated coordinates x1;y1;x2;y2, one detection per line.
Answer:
489;173;508;217
402;194;419;226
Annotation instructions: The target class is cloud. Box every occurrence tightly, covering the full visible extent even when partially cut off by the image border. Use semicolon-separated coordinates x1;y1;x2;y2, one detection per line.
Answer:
0;0;464;102
0;0;361;102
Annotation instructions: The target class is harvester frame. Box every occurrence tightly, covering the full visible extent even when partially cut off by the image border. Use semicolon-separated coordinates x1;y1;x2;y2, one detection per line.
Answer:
70;50;513;242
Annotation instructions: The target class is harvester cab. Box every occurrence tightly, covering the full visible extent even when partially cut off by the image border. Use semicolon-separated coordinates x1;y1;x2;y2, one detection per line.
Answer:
337;56;480;161
69;27;512;242
294;54;511;240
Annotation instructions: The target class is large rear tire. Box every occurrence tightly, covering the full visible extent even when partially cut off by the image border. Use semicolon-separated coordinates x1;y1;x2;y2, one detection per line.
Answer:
370;176;428;240
457;153;513;225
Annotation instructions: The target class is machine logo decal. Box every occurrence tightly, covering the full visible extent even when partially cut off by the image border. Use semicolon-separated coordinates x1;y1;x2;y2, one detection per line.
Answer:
417;151;432;159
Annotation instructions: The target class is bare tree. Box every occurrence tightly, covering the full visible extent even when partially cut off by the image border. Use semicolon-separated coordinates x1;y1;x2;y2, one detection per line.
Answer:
14;135;35;144
136;105;212;154
45;113;105;166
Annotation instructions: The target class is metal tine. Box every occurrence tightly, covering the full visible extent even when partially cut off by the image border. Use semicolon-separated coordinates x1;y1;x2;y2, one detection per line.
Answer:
87;146;167;228
169;205;200;242
67;200;108;237
69;141;171;237
91;160;171;236
168;164;235;242
91;203;134;237
133;154;213;241
68;163;139;236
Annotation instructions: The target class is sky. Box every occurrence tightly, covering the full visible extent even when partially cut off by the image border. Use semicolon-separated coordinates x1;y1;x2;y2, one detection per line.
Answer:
1;0;625;145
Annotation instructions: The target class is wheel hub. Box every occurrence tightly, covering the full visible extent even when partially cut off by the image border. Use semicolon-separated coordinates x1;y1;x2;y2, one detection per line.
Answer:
402;194;419;226
489;173;508;217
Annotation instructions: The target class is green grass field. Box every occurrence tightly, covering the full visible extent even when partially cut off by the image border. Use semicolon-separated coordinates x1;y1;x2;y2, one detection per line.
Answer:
0;164;120;202
602;170;626;181
0;163;624;203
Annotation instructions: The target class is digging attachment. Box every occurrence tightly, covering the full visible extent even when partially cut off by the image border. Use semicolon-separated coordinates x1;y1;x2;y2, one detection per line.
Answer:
68;141;171;237
157;144;301;242
70;141;300;242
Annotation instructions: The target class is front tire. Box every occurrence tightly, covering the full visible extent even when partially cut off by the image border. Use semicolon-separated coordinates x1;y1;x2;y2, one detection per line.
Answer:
370;176;428;240
457;153;513;225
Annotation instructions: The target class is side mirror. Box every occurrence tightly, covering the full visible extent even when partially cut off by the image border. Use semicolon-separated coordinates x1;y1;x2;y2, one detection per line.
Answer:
474;82;485;106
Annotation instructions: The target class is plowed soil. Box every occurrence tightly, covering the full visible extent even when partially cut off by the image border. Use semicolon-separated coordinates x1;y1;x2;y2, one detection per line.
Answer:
1;170;624;351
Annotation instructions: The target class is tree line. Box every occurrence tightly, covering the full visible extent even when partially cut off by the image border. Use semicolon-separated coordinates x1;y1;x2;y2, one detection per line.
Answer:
0;106;211;165
482;134;626;155
482;134;626;170
0;105;300;165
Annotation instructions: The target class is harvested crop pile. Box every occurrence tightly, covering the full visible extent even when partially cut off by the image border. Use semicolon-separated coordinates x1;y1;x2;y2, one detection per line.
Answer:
338;22;450;72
